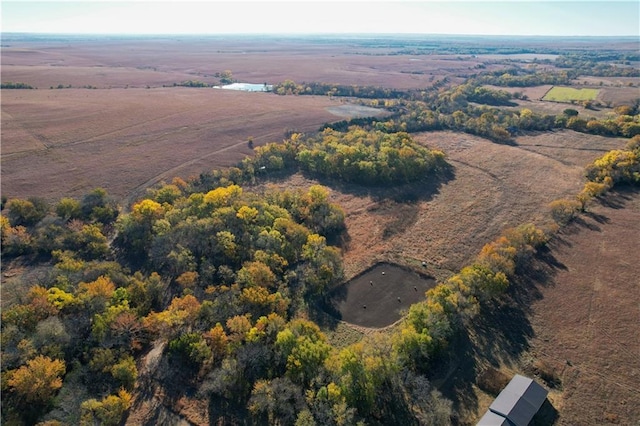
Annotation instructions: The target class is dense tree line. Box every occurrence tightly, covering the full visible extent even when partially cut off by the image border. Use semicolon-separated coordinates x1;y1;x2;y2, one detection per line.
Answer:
1;81;35;89
273;80;408;99
549;135;640;225
371;96;640;143
174;80;210;87
296;127;448;184
274;79;640;143
473;68;574;87
181;127;450;194
554;53;640;78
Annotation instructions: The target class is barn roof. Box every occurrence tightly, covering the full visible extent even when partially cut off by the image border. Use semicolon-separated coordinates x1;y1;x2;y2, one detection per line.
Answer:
476;410;512;426
477;374;548;426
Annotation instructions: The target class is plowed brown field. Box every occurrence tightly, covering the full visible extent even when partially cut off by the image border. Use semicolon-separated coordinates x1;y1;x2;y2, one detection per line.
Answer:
1;88;339;202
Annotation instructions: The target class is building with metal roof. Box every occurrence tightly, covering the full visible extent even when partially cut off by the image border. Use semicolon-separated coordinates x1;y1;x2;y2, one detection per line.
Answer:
477;374;548;426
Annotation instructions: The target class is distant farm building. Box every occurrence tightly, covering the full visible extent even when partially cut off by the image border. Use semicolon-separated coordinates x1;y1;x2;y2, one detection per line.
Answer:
477;374;548;426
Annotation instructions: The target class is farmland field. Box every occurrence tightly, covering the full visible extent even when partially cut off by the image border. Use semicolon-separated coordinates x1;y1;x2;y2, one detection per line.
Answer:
542;86;600;102
1;87;341;202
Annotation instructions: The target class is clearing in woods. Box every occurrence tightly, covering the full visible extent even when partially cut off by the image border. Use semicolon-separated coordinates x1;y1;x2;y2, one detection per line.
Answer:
326;262;436;328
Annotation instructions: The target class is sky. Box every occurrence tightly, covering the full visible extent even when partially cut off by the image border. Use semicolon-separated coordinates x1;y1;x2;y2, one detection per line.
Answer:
1;1;639;37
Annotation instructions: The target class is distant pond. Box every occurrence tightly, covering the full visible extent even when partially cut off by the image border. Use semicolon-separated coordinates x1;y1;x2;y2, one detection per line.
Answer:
214;82;273;92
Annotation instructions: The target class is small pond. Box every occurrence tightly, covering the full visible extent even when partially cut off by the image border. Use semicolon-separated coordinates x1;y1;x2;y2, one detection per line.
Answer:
214;82;273;92
326;262;435;328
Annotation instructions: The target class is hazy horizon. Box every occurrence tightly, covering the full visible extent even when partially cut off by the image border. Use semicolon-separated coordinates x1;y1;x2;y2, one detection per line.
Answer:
2;1;639;38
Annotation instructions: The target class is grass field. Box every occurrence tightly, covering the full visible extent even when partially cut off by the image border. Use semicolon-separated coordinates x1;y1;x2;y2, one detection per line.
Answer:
524;190;640;425
542;86;600;102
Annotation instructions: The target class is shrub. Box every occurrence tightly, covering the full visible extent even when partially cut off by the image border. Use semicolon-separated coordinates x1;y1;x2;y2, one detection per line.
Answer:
79;389;132;426
169;332;212;368
477;367;511;396
549;198;581;225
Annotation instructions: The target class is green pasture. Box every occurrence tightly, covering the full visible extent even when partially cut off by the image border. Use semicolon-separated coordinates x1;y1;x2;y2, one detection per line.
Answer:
542;86;599;102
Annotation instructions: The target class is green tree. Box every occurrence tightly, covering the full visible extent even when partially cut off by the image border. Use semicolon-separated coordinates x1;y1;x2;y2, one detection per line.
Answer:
81;188;118;224
275;319;331;386
55;197;82;221
110;355;138;390
79;389;132;426
6;198;48;226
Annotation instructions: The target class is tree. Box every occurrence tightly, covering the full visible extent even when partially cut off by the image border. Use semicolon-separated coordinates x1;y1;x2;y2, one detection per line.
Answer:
55;197;82;221
143;294;201;339
577;181;608;210
6;198;48;226
78;275;116;313
79;389;132;426
458;264;509;301
236;261;277;289
1;223;34;256
110;355;138;390
248;377;306;425
549;198;581;225
70;224;110;260
219;70;234;84
275;319;331;386
7;355;66;406
205;323;229;363
301;234;343;297
32;317;71;359
81;188;118;224
169;332;212;369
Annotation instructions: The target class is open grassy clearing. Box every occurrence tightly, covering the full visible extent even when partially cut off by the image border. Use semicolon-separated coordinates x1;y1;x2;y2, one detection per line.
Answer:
448;189;640;425
542;86;600;102
596;85;640;107
255;130;628;285
522;190;640;425
0;64;206;89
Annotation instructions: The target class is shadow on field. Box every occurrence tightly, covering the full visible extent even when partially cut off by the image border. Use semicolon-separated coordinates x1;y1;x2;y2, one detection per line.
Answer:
304;163;455;204
430;246;567;424
598;186;637;209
